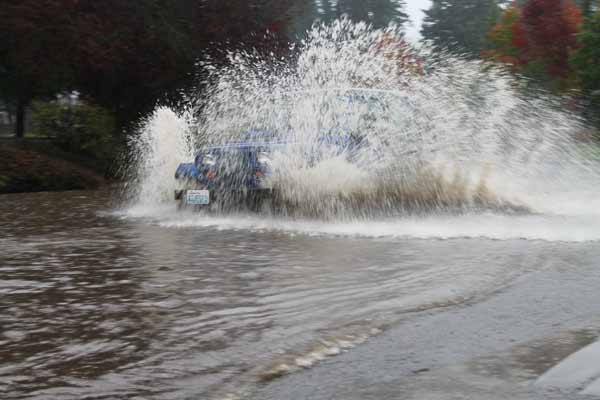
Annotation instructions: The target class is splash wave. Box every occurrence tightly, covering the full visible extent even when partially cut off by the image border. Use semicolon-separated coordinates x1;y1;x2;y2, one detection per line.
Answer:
124;18;600;226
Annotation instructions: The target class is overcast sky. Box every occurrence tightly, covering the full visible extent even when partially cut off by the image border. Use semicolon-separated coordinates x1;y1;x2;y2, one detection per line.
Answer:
404;0;431;41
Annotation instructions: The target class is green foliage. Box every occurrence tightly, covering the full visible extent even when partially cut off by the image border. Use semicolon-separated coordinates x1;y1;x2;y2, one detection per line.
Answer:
576;0;596;17
290;0;409;37
572;12;600;94
286;1;319;38
335;0;408;28
1;0;301;138
0;175;9;190
487;6;523;62
421;0;503;56
572;12;600;122
31;101;118;165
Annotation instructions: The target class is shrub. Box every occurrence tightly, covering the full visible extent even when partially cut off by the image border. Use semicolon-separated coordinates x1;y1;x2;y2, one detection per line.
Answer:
31;101;119;170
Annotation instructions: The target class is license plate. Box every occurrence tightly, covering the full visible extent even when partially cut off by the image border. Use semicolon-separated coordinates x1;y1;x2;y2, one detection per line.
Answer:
186;190;210;205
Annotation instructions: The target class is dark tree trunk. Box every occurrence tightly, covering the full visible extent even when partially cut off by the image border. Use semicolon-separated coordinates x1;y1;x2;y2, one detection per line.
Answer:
15;99;27;139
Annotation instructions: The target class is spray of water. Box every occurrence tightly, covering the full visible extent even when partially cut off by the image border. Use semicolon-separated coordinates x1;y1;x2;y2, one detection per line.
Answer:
123;107;194;211
125;19;600;227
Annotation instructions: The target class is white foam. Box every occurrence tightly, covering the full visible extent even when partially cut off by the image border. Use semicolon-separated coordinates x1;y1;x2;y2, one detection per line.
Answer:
126;107;194;205
113;206;600;242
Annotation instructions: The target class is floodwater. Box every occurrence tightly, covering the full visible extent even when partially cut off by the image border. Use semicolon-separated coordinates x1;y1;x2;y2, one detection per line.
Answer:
2;190;600;400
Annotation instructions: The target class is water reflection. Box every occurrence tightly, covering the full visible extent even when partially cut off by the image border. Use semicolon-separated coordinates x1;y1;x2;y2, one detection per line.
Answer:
0;192;155;398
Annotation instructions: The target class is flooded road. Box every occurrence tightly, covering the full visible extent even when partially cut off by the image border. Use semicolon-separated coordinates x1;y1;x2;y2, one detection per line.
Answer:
2;190;600;399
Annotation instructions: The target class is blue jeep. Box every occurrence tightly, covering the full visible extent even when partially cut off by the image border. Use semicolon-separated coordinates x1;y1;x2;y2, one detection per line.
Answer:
174;130;365;210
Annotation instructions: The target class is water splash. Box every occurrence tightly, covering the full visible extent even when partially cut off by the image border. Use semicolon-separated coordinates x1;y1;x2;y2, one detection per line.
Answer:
126;18;600;222
124;107;194;208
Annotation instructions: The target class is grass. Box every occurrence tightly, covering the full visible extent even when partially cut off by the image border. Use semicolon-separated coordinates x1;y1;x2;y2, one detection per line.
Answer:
0;139;106;194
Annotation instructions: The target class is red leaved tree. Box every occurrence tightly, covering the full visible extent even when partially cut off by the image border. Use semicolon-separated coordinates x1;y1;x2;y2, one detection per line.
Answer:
486;0;583;88
486;6;527;68
520;0;583;79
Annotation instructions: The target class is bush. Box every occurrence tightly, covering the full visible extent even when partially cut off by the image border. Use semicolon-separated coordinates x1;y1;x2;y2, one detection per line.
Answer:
31;101;118;166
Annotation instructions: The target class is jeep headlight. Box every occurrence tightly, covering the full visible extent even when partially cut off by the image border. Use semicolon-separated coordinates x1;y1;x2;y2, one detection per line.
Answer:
257;152;271;166
202;154;216;167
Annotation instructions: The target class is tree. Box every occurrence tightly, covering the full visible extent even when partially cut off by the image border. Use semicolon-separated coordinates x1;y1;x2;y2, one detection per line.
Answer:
520;0;583;80
421;0;503;56
486;0;583;89
576;0;597;18
298;0;409;29
71;0;299;128
571;11;600;121
319;0;338;22
486;5;528;67
286;1;320;38
572;12;600;91
0;0;299;137
0;1;75;138
334;0;409;28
